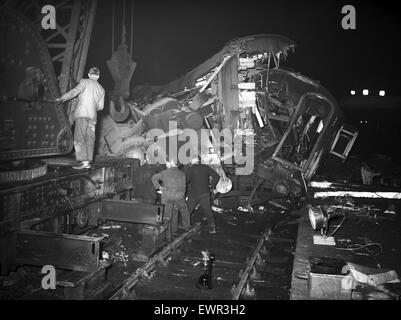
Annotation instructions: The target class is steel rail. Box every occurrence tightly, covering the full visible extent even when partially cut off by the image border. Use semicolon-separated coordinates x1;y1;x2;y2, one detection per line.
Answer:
109;222;202;300
232;228;272;300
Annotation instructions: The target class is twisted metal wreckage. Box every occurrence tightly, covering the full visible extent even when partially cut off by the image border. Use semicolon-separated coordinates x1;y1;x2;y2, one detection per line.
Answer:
98;33;356;201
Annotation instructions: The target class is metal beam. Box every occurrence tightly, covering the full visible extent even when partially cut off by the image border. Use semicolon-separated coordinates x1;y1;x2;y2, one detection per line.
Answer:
16;230;102;272
52;52;65;62
58;0;82;94
74;0;97;81
45;25;69;42
11;0;98;94
101;199;164;225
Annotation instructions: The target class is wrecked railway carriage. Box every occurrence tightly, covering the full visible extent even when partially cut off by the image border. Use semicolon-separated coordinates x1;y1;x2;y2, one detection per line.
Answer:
99;34;357;200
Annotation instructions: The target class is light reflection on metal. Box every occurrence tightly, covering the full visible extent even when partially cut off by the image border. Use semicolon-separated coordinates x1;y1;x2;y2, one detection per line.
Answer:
314;191;401;199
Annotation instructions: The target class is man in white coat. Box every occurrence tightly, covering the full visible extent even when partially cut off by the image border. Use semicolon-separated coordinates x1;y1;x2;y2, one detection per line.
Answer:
56;67;105;169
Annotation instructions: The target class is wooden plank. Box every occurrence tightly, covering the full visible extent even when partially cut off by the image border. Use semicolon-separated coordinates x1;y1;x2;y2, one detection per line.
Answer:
270;237;295;244
250;282;290;299
56;261;110;287
262;255;290;264
133;285;201;300
256;265;287;275
184;237;256;254
180;243;250;265
190;231;258;247
155;262;242;283
173;254;245;269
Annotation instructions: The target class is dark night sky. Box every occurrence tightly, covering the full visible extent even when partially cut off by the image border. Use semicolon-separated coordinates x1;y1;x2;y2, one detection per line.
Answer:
87;0;401;100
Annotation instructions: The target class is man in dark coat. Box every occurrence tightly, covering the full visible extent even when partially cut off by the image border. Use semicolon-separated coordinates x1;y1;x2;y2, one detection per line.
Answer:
184;156;220;234
152;160;190;235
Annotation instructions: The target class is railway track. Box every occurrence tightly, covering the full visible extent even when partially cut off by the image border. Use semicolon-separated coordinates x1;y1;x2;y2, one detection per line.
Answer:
107;209;299;300
1;208;298;300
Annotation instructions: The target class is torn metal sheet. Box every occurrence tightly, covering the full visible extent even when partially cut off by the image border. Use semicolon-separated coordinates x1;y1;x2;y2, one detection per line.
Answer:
160;34;296;95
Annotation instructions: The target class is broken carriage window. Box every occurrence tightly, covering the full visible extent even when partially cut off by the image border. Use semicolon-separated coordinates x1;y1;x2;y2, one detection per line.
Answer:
275;96;331;167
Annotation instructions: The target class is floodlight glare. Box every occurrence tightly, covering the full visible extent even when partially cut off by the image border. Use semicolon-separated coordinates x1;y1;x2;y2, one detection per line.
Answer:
379;90;385;96
362;89;369;96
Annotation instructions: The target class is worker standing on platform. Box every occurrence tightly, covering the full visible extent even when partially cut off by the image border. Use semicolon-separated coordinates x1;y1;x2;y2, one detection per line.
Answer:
185;156;220;234
56;67;105;169
151;160;191;236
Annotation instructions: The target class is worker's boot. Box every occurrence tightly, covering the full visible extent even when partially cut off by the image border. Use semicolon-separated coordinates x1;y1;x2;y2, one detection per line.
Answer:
73;160;91;169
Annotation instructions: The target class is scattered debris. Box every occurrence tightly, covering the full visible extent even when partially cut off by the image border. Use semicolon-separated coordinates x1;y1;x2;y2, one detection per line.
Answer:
313;235;336;246
114;251;129;267
343;263;399;287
